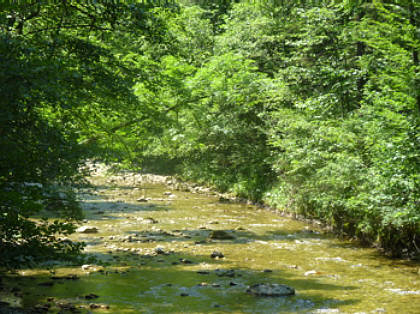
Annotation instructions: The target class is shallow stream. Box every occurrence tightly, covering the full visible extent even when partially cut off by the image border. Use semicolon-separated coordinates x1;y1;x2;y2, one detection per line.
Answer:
1;166;419;313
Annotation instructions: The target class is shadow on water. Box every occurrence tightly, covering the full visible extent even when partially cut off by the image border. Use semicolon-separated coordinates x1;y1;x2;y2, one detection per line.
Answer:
113;228;327;246
1;250;359;313
81;201;172;216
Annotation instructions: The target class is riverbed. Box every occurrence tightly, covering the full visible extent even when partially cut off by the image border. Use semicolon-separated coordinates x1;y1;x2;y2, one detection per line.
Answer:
1;165;419;313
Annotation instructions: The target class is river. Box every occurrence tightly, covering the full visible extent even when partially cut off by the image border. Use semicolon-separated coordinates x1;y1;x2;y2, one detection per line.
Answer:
1;165;419;313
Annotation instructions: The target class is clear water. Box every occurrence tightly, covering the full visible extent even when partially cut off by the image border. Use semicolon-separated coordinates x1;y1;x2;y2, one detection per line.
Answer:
1;169;419;313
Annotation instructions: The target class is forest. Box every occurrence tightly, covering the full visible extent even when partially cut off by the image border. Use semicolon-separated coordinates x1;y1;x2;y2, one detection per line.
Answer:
1;0;419;269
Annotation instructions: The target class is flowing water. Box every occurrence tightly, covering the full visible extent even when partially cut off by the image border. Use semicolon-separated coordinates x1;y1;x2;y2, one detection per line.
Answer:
1;166;419;313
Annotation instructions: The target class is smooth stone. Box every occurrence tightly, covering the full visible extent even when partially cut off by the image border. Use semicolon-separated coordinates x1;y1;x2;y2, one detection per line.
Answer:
76;226;98;234
144;217;158;224
197;282;209;287
154;247;165;254
210;251;224;259
89;303;109;309
180;258;193;264
246;283;295;297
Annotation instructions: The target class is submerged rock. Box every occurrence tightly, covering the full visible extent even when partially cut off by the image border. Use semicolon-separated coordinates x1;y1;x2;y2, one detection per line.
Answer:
76;226;98;233
208;230;235;240
246;283;295;297
154;247;165;254
57;302;76;311
85;293;99;300
180;258;193;264
89;303;110;310
215;269;237;278
143;217;158;224
210;251;224;259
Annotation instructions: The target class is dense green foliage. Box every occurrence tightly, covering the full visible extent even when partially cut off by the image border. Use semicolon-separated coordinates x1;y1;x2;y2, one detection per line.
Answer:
0;1;174;266
137;0;420;257
1;0;419;263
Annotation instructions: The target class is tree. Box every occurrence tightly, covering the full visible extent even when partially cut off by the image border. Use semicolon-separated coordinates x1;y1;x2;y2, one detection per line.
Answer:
0;0;174;266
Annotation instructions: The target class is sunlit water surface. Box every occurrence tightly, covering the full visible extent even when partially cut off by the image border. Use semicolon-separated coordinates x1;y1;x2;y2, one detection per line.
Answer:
1;168;419;313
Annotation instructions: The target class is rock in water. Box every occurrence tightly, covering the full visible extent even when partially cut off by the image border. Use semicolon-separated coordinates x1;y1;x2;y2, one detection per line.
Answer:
85;293;99;300
246;283;295;297
211;251;224;259
76;226;98;234
154;247;165;255
208;230;235;240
